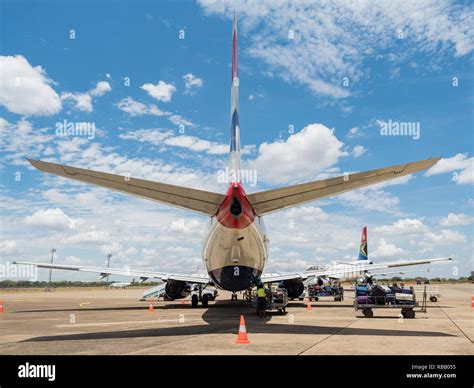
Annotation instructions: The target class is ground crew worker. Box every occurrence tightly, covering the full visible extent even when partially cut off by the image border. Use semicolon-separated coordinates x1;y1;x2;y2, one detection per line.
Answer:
257;284;267;318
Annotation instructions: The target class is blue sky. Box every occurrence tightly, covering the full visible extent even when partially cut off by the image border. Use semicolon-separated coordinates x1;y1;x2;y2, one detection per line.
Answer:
0;0;473;281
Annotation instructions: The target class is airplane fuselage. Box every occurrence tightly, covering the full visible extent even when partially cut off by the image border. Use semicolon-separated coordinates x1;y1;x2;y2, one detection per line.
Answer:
202;182;268;291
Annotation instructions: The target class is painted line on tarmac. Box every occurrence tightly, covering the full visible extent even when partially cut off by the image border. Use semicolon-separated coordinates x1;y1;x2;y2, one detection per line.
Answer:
296;318;359;355
79;302;91;308
434;302;473;343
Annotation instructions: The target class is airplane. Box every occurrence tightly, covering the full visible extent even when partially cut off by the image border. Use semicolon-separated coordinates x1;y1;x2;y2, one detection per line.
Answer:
15;16;444;308
304;226;452;285
108;279;135;289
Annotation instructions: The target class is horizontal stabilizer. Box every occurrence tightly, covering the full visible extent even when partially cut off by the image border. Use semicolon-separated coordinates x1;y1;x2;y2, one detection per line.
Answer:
28;159;224;216
247;157;440;215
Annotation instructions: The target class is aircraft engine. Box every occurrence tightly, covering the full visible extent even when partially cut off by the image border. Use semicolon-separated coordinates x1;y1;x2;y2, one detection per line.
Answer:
281;279;304;298
316;277;330;286
165;280;191;300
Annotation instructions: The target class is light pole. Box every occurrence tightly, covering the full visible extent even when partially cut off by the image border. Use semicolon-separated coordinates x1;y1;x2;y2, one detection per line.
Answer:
106;254;112;284
46;248;56;292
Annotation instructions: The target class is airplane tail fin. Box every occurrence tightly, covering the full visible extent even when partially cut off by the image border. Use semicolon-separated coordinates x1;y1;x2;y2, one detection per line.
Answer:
358;226;368;261
229;14;241;182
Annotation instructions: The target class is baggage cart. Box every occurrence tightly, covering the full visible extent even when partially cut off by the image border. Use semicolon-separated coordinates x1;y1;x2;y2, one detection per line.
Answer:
412;284;441;302
307;284;344;301
253;288;289;315
353;286;418;318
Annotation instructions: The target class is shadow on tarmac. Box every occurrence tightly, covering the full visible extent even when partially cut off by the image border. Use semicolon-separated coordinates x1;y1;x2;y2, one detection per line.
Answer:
21;299;455;343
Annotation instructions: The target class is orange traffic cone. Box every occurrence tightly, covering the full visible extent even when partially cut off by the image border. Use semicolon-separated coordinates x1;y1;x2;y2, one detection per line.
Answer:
0;301;3;313
149;302;154;312
235;315;250;344
306;302;313;312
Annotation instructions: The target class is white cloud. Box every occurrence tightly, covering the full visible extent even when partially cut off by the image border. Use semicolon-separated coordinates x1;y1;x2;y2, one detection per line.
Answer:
375;218;428;234
457;162;474;184
249;93;264;101
63;230;110;245
440;213;474;226
339;189;401;215
183;73;203;94
100;241;122;255
281;206;329;222
167;113;195;128
424;229;466;243
141;80;176;102
425;153;474;184
90;81;111;97
0;55;61;116
0;118;54;166
116;97;194;127
119;128;230;155
25;208;73;229
250;123;347;184
142;247;157;259
199;1;473;98
170;219;203;234
165;135;228;154
61;92;93;112
116;97;164;116
61;80;111;112
43;189;70;203
0;240;18;255
372;238;404;258
347;127;360;138
352;145;367;158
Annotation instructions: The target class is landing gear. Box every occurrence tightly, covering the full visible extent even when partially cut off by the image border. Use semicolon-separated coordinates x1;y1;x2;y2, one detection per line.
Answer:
362;308;373;318
191;294;199;308
202;293;209;308
401;309;415;319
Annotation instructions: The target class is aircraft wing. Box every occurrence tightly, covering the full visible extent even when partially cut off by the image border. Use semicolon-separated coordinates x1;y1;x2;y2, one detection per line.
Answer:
13;261;210;284
261;269;329;283
368;269;427;277
27;159;225;216
362;257;452;272
247;157;440;215
261;257;451;283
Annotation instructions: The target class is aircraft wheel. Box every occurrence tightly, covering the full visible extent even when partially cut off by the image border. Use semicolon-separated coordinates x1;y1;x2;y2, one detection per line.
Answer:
191;294;199;308
404;309;415;319
429;296;438;302
202;294;209;308
362;308;373;318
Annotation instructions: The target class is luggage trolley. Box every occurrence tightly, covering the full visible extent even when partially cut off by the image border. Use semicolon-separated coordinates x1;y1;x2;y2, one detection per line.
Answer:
307;284;344;302
253;288;289;315
353;285;418;318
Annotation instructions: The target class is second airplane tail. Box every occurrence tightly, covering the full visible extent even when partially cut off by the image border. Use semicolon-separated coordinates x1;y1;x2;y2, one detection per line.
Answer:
358;226;368;261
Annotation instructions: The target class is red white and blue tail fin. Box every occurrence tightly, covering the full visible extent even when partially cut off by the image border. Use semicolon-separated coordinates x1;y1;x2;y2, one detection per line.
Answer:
358;226;368;261
229;15;241;182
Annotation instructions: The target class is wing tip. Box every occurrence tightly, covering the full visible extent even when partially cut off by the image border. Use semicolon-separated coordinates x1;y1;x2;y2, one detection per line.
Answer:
27;158;44;170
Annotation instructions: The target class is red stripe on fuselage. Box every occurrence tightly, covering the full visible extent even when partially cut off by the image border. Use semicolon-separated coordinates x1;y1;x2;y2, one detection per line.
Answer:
216;182;254;229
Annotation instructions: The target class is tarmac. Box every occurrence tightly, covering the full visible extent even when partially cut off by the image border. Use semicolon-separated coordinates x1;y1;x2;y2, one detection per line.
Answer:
0;283;472;355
